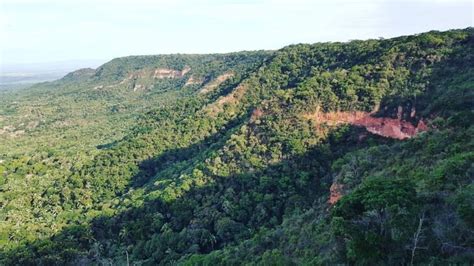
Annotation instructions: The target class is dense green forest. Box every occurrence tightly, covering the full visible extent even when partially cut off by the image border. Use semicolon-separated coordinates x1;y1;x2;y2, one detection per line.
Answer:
0;28;472;265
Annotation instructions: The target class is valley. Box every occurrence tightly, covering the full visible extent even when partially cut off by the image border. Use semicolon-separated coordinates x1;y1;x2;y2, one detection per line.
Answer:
0;29;472;265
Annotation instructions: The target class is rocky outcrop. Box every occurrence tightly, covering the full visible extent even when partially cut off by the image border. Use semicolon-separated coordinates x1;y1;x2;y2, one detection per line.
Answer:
153;66;191;79
133;84;145;92
307;105;431;206
199;73;234;94
304;106;428;140
184;75;202;86
205;83;248;116
250;108;264;122
98;66;192;92
329;182;345;205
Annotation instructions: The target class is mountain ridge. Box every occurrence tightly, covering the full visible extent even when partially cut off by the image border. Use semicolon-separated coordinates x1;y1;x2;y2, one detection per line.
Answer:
0;28;472;265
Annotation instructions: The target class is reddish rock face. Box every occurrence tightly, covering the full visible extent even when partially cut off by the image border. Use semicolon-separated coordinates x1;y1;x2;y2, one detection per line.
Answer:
250;108;264;121
308;107;431;206
329;183;344;205
352;115;428;140
304;109;429;140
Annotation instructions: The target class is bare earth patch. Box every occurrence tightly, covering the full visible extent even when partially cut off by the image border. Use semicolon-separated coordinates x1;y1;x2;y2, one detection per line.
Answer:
98;66;192;91
153;66;191;79
303;107;428;140
203;83;247;116
199;72;234;94
329;182;345;205
184;75;202;86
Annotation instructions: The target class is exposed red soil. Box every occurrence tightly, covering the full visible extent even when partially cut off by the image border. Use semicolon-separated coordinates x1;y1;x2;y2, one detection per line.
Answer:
304;108;428;140
329;183;345;205
249;108;265;123
316;106;430;206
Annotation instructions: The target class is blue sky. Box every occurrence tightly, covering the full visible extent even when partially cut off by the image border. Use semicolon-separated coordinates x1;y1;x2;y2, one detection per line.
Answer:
0;0;472;68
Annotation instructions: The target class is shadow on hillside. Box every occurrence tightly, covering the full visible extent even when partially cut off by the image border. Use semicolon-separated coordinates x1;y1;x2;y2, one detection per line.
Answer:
1;122;384;265
130;112;249;190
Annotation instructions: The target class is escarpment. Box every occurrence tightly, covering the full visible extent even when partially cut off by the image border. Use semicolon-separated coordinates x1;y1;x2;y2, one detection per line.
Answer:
93;66;192;91
304;106;429;140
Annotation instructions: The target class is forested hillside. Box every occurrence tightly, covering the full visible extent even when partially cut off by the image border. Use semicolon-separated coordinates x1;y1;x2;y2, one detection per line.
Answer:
0;28;472;265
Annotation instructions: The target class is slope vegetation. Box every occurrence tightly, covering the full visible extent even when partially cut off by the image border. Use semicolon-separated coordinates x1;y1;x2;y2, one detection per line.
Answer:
0;28;472;265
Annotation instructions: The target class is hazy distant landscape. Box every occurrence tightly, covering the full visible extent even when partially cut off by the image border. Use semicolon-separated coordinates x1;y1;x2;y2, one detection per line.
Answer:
0;60;105;89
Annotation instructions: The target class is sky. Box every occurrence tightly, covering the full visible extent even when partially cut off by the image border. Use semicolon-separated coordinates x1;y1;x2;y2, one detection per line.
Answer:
0;0;472;70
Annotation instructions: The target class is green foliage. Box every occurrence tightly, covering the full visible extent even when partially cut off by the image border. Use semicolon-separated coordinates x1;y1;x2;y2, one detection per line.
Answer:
0;28;472;265
332;177;419;264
